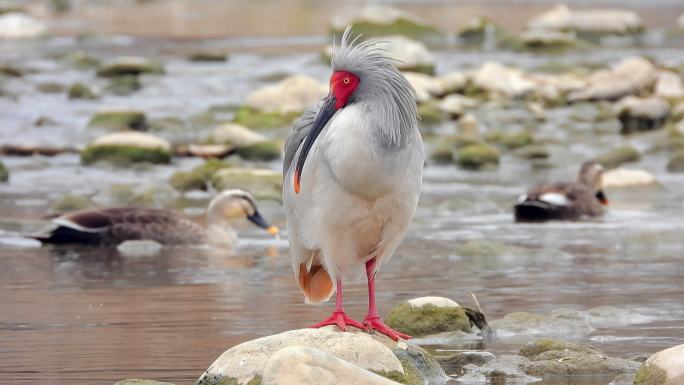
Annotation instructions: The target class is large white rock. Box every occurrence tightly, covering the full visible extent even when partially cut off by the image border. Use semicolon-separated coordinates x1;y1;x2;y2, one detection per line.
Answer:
0;12;46;39
245;75;327;115
332;4;425;31
473;62;536;98
569;57;657;101
377;36;435;73
211;123;266;146
635;344;684;385
262;346;401;385
615;96;670;120
655;71;684;100
408;296;460;308
435;71;468;95
437;94;478;117
200;328;403;385
527;4;642;35
92;132;171;151
602;168;657;188
403;72;443;103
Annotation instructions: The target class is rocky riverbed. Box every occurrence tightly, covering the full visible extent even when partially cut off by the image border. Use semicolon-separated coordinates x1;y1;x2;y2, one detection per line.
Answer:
1;1;684;385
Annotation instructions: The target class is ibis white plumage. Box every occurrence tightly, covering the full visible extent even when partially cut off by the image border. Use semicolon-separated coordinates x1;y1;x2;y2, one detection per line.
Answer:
282;26;424;340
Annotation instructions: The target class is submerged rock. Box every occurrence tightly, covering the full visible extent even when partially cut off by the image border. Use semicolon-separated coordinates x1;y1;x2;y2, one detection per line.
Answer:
527;4;643;36
245;75;326;116
386;297;470;337
438;351;496;374
594;145;641;169
106;75;142;96
330;4;444;44
455;143;500;170
457;354;537;384
96;57;164;78
615;96;669;134
0;12;46;39
602;168;657;188
518;338;602;359
82;132;171;165
116;240;163;257
569;57;657;102
261;346;401;385
68;82;98;100
634;344;684;385
88;108;147;131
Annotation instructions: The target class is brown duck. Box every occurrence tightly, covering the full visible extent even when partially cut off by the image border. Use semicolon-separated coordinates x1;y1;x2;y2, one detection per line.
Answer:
33;189;278;246
514;161;608;222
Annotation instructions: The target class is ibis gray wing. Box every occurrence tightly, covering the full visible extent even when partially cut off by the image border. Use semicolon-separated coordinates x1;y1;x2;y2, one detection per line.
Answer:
283;100;323;175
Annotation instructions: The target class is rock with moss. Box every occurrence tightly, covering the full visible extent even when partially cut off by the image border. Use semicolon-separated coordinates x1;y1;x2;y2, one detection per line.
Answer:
96;56;164;78
615;96;669;134
170;159;232;192
60;50;100;69
437;351;496;374
148;117;185;133
417;102;445;125
0;161;8;182
88;108;147;131
485;130;534;149
211;123;267;146
68;82;98;100
232;107;300;130
472;62;536;98
457;17;516;48
634;344;684;385
0;64;25;78
513;145;549;160
457;354;535;383
50;194;95;212
196;328;404;385
521;341;640;377
666;151;684;173
593;145;640;169
115;380;175;385
437;95;477;119
430;141;455;164
106;75;142;96
519;30;580;52
211;168;282;199
386;297;470;337
234;141;281;161
82;132;171;166
456;143;500;170
527;4;643;38
569;57;657;102
36;82;65;93
330;4;444;45
0;12;46;39
188;51;229;62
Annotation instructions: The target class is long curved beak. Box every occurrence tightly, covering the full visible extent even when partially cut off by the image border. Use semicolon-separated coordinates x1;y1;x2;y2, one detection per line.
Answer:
247;211;279;235
294;96;337;194
596;190;609;205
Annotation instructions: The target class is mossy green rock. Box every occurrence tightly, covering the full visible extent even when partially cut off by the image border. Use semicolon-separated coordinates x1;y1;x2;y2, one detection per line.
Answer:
417;102;446;125
106;75;142;96
634;364;668;385
386;302;471;337
0;64;24;77
96;57;164;77
37;82;65;93
211;168;282;199
430;141;454;164
88;109;147;131
170;159;232;192
0;161;8;182
234;141;281;161
51;194;95;212
188;51;229;62
594;145;640;169
456;143;500;170
458;17;516;48
666;151;684;173
115;380;175;385
485;130;534;149
519;338;603;359
81;145;170;166
232;107;299;130
514;145;550;159
68;82;98;100
60;51;100;69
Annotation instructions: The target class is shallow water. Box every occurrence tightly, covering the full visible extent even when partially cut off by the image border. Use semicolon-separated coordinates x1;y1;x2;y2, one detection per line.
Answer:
2;2;684;384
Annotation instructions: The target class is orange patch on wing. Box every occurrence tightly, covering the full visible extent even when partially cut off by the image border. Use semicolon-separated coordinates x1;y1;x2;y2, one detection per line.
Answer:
298;263;334;304
294;170;301;194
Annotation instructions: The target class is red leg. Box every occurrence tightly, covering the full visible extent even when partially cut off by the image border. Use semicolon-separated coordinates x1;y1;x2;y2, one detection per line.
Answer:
310;279;367;331
363;258;412;341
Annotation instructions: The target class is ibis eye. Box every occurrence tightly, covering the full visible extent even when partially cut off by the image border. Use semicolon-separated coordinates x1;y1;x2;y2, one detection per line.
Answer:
343;77;350;85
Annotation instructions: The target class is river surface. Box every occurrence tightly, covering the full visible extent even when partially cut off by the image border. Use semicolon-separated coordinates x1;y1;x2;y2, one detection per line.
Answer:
2;1;684;384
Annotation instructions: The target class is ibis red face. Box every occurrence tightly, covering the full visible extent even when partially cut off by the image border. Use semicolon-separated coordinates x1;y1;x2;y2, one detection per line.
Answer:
293;71;360;193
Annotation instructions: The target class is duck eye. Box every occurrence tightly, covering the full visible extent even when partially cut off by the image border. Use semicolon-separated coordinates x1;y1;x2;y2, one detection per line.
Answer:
343;77;350;85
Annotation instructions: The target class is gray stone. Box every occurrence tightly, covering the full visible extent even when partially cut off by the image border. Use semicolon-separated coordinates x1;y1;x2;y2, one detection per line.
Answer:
569;57;657;102
527;4;643;36
615;96;669;134
634;344;684;385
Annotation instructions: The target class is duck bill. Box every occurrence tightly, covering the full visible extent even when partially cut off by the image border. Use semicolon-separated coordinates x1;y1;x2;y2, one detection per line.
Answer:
596;190;609;205
293;96;337;194
247;211;279;235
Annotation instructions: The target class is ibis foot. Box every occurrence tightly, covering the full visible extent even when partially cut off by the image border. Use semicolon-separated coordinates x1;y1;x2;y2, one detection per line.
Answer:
363;315;411;341
310;311;367;332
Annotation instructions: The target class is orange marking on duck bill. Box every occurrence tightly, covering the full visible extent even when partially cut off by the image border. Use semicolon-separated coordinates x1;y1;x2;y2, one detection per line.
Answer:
294;170;301;194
